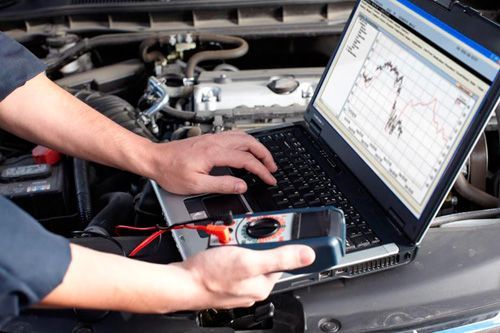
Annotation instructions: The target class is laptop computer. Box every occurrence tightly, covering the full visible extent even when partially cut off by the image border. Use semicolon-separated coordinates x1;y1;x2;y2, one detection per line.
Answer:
152;0;500;292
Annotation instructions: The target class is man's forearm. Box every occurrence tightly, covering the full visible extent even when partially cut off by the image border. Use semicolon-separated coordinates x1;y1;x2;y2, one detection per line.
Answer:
41;244;197;313
0;71;278;196
0;73;156;179
42;242;314;313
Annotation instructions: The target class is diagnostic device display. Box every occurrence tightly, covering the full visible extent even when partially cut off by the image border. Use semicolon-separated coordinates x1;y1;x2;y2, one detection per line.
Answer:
209;207;346;274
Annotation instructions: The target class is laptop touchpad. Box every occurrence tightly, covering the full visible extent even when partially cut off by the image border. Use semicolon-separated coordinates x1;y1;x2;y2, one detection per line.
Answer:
202;195;248;216
184;194;248;238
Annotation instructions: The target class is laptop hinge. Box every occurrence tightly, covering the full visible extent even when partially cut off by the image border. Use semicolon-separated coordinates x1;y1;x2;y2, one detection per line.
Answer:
309;117;322;138
387;208;407;238
434;0;452;9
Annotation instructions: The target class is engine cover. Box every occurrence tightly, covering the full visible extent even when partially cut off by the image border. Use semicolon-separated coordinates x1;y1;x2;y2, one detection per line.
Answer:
193;68;323;112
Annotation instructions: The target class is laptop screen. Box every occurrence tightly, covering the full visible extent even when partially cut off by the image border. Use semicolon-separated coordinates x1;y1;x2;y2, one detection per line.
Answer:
313;0;499;218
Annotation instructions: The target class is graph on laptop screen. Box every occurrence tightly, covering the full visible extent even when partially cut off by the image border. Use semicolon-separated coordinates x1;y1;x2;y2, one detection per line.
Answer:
314;0;498;218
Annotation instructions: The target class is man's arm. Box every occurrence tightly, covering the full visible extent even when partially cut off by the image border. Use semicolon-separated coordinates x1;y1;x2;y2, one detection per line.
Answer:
0;193;314;316
0;73;277;195
42;243;314;312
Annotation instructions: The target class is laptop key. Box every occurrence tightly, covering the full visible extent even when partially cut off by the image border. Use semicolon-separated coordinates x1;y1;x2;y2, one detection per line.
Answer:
321;197;337;206
292;199;307;208
267;185;280;192
308;199;322;206
357;239;371;248
303;170;314;177
366;234;380;245
314;184;326;191
349;227;363;238
292;177;305;186
276;198;290;207
303;192;315;201
278;179;292;187
274;170;285;178
350;212;360;220
296;164;308;171
298;184;311;192
351;236;370;248
359;225;371;234
274;151;285;158
272;193;284;201
345;238;356;251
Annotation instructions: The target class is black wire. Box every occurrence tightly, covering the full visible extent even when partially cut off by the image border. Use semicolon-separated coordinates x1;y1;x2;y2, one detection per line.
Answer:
155;212;234;231
72;231;126;257
38;213;79;223
1;155;33;166
134;205;162;217
0;146;23;153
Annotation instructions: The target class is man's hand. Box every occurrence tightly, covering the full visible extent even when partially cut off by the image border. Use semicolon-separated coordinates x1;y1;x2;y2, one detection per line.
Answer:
166;245;316;310
42;244;315;313
148;131;278;195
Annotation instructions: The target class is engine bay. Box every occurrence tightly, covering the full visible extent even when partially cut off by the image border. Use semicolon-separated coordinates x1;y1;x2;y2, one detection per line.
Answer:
2;29;499;233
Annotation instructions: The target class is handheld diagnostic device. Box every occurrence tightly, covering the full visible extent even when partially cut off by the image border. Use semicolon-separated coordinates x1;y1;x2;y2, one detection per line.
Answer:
209;206;346;274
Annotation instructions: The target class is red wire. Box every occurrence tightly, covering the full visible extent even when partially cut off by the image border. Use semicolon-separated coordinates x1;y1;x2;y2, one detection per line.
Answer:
115;225;158;232
114;225;159;237
127;226;198;257
128;230;166;257
127;224;230;257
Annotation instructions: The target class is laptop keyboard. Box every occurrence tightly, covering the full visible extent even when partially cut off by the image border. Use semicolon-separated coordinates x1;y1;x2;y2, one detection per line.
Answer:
234;128;380;253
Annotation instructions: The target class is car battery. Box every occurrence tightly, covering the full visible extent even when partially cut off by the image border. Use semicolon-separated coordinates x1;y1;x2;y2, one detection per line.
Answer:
0;162;69;219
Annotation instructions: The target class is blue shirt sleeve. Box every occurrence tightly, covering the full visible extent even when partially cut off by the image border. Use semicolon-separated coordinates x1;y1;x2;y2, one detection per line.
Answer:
0;32;47;101
0;196;71;326
0;32;71;325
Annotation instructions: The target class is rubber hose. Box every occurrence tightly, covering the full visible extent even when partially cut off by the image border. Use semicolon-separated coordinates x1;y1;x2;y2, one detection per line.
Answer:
431;207;500;227
77;91;157;141
162;104;214;123
453;173;499;208
74;158;93;226
84;192;134;236
46;31;248;79
46;31;179;72
140;36;171;63
185;33;249;79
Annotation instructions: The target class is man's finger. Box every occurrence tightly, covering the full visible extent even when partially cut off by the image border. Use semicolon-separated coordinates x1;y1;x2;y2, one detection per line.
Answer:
218;132;277;172
245;245;316;276
194;174;248;194
212;149;277;185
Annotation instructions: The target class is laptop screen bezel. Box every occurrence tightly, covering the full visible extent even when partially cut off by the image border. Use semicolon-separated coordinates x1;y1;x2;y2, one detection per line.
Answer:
304;0;500;244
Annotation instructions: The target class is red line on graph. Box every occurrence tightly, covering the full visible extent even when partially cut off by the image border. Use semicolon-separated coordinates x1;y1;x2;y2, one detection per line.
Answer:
395;98;448;142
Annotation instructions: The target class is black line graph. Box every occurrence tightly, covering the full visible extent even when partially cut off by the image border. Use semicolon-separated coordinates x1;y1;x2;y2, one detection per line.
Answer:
339;31;477;202
360;60;405;137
